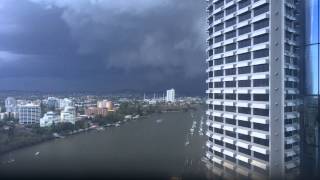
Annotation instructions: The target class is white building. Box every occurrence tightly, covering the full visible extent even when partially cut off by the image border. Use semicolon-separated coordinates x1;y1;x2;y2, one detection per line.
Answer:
166;89;175;103
17;104;41;125
60;106;76;124
59;98;74;110
5;97;17;113
40;111;60;127
205;0;300;178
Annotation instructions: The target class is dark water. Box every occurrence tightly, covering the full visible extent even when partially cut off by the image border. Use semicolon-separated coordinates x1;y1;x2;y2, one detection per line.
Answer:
0;107;208;179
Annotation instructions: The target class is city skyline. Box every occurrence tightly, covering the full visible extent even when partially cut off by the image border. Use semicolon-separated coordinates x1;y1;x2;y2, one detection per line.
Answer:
0;0;207;95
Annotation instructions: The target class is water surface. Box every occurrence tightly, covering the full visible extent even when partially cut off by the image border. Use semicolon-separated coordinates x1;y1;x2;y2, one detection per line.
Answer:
0;107;207;179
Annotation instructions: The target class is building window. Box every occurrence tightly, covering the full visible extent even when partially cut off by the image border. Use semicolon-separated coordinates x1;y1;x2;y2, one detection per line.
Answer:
225;68;236;75
215;128;224;134
226;130;237;138
239;134;251;142
238;147;251;156
238;52;251;61
215;23;224;32
253;94;269;101
214;70;224;76
209;60;213;67
226;81;237;87
214;82;223;88
215;11;224;21
254;3;269;16
214;105;224;111
253;108;269;116
226;18;236;28
225;118;236;125
214;0;224;10
215;139;223;146
253;79;269;87
253;49;269;59
225;93;236;100
226;30;236;39
214;93;223;99
253;34;269;44
238;94;251;100
214;47;223;54
225;106;236;112
225;143;237;150
238;66;251;74
238;160;251;169
254;137;269;147
239;0;251;9
214;151;224;157
225;155;237;163
214;116;223;123
225;55;236;63
226;5;236;15
239;11;251;22
254;152;269;162
226;43;236;51
238;80;251;87
253;19;269;30
253;123;269;131
253;64;269;73
214;58;223;65
238;119;251;127
238;39;251;48
215;35;223;43
238;25;251;35
209;71;213;78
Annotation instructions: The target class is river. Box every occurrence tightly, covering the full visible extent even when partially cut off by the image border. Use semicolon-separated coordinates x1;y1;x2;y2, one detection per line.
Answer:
0;106;209;179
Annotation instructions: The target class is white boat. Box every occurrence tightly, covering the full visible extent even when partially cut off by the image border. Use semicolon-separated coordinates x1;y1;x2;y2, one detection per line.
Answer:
190;128;194;133
35;152;40;156
185;141;190;146
156;119;163;123
115;123;120;127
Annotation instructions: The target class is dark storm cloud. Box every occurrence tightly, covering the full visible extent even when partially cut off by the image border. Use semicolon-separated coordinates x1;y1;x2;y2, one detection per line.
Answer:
0;0;207;95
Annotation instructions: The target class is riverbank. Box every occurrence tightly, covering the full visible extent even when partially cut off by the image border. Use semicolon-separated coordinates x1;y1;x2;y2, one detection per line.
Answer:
0;103;202;156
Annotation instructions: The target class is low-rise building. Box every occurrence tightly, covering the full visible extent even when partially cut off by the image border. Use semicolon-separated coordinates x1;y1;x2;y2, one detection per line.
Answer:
85;107;108;118
60;106;76;124
40;111;60;127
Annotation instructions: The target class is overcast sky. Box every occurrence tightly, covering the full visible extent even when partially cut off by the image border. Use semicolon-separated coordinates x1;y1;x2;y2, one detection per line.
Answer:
0;0;207;95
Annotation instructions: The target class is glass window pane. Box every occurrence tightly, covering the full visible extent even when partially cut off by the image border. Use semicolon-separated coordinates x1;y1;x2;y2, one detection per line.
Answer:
306;45;319;95
305;0;319;44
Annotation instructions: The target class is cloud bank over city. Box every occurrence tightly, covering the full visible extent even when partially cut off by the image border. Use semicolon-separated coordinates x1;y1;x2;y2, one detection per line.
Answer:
0;0;207;95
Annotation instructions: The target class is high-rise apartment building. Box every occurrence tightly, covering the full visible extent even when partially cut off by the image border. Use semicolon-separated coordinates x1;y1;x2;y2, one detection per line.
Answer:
166;89;176;103
205;0;301;178
5;97;17;113
17;104;41;125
